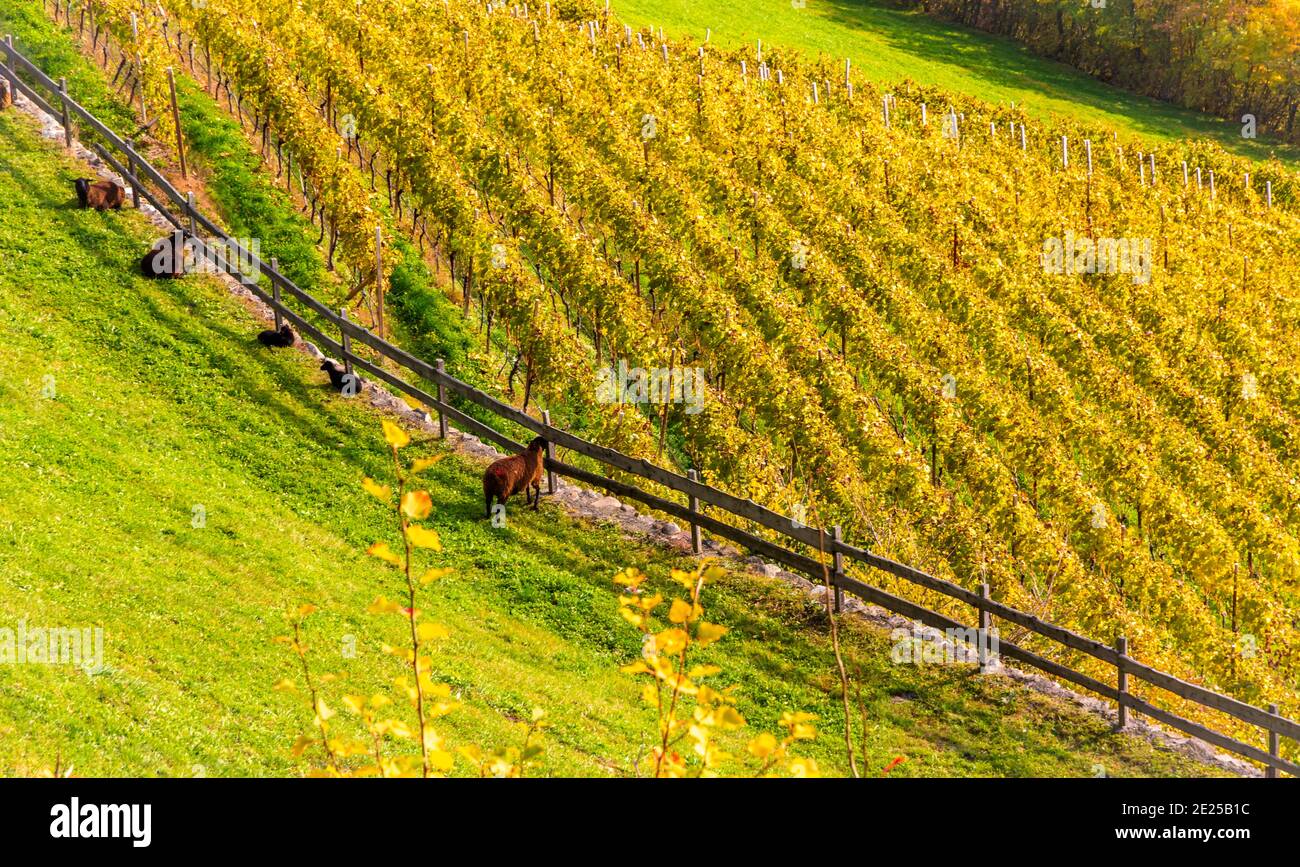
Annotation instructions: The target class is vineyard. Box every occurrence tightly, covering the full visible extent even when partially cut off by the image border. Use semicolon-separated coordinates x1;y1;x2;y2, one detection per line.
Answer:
47;0;1300;763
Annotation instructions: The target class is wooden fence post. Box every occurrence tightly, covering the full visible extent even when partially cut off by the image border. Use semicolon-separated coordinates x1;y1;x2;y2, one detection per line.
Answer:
270;257;283;332
978;582;992;673
832;525;844;614
126;138;140;208
687;469;702;554
3;35;14;97
339;307;353;378
1116;636;1129;730
542;410;557;495
186;191;196;236
434;358;448;439
1267;703;1279;779
374;225;384;340
58;77;71;148
166;67;187;179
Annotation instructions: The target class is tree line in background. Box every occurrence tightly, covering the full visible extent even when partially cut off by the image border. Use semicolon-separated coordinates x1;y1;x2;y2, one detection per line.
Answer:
908;0;1300;143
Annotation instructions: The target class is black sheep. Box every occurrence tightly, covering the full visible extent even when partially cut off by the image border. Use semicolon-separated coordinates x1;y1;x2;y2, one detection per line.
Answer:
74;178;125;210
320;360;360;393
257;323;296;348
140;233;186;279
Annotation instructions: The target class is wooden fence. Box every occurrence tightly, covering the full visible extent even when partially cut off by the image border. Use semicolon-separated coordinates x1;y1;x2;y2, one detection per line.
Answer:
4;34;1298;777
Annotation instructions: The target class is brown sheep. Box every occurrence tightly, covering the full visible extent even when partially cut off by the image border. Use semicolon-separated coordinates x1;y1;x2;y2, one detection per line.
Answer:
74;178;125;211
483;436;547;518
0;81;11;111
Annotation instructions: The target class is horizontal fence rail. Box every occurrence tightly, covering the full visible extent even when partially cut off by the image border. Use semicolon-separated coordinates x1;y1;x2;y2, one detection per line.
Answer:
5;34;1297;777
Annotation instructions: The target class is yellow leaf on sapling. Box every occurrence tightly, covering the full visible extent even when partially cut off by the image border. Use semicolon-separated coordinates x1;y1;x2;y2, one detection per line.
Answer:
382;420;410;449
362;477;391;502
410;455;447;474
367;541;402;566
416;622;450;642
401;490;432;520
367;596;401;615
419;566;455;585
696;622;728;646
668;598;694;624
748;732;778;759
407;525;442;550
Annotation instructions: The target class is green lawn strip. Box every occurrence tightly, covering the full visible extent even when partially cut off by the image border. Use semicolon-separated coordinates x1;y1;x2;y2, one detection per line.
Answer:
614;0;1300;169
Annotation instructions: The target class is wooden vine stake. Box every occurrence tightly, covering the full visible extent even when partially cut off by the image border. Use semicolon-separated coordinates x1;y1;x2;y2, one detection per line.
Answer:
130;12;146;123
167;67;187;178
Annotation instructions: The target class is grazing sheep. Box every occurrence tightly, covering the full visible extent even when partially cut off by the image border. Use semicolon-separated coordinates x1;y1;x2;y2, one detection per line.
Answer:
483;436;547;518
140;233;186;279
257;323;295;348
73;178;125;211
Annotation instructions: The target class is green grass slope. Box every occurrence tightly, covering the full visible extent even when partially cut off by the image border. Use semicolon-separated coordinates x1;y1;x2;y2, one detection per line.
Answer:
0;100;1229;777
615;0;1300;168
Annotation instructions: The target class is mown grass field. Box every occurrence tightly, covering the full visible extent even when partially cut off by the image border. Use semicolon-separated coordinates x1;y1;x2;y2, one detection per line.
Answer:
615;0;1300;168
0;91;1231;776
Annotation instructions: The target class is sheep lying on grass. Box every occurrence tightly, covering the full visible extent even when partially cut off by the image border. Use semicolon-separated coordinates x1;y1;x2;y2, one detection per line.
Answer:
320;360;362;394
140;233;186;279
257;323;295;348
74;178;125;210
483;436;547;518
